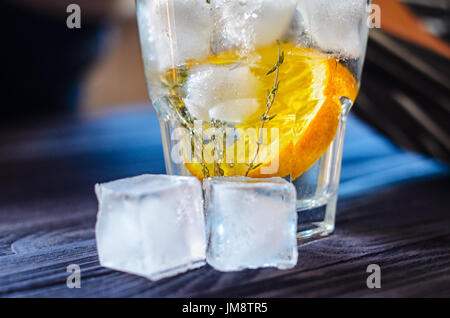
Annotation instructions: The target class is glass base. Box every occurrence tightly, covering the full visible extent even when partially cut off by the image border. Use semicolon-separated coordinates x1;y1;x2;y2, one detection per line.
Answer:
296;194;337;243
155;98;350;245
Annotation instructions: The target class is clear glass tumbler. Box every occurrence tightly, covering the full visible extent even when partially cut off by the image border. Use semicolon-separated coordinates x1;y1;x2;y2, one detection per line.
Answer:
136;0;370;241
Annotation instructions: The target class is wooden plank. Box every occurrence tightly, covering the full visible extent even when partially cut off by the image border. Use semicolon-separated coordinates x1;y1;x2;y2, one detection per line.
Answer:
0;177;448;297
0;109;448;297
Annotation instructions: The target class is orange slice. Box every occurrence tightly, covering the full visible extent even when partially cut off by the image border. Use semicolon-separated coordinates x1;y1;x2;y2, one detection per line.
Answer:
183;43;358;180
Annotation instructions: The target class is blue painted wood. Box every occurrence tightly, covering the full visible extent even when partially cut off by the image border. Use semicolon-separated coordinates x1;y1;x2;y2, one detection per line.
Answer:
340;115;448;198
0;107;448;297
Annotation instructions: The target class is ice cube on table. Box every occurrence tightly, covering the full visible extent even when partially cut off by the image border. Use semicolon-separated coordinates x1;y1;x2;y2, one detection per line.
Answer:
212;0;297;53
204;177;298;272
137;0;213;72
95;174;206;281
295;0;368;59
183;64;261;122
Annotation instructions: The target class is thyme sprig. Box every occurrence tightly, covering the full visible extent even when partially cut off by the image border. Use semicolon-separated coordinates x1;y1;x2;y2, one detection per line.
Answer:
246;41;284;176
162;66;210;178
211;119;225;177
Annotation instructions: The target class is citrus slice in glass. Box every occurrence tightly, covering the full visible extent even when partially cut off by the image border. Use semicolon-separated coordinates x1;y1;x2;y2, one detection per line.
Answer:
184;43;358;180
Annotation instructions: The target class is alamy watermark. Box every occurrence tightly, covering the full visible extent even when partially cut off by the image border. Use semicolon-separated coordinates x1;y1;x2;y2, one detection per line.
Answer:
66;4;81;29
65;3;381;30
170;121;280;175
66;264;81;288
366;264;381;289
367;4;381;29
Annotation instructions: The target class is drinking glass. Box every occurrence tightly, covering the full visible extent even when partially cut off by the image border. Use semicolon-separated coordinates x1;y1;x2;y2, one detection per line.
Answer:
136;0;370;241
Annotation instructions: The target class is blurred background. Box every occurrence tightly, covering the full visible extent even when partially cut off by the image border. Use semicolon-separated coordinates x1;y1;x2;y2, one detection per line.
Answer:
0;0;448;168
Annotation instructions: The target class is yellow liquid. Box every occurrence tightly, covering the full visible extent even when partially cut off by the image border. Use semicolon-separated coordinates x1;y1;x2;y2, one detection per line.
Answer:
162;42;358;180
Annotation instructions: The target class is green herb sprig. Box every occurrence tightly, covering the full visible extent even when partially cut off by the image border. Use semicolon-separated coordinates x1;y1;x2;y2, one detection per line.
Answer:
246;41;284;176
162;66;210;178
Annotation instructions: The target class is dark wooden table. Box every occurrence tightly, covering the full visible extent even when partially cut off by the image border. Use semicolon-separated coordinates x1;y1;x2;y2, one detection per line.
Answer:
0;107;449;298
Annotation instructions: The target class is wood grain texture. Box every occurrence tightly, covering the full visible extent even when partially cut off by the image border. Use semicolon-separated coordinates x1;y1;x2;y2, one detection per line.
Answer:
0;108;449;298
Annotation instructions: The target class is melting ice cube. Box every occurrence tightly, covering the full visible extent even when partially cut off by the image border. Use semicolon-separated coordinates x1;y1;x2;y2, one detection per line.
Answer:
212;0;298;52
204;176;298;272
295;0;368;58
137;0;214;72
183;64;261;123
95;174;206;281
